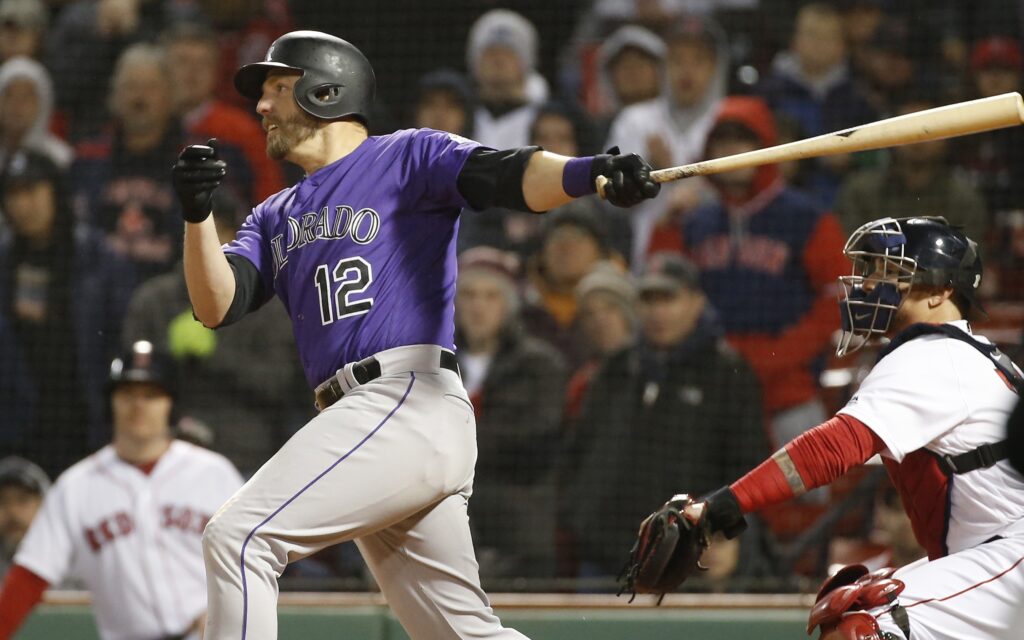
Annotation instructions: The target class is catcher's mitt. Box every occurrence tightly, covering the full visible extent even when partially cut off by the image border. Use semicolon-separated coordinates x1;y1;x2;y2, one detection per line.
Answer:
619;493;710;604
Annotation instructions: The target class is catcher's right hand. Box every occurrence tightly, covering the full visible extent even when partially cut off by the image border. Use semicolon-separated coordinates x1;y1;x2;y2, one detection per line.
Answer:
619;494;711;603
172;138;226;223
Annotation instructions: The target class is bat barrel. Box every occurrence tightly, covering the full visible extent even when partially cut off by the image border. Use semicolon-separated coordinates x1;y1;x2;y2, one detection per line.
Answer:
650;92;1024;184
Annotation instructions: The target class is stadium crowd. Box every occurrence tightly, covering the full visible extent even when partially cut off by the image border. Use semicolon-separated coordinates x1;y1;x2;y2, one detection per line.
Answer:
1;0;1023;593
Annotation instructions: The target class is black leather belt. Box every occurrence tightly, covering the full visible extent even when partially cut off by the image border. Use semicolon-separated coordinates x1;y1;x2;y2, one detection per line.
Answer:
314;350;460;411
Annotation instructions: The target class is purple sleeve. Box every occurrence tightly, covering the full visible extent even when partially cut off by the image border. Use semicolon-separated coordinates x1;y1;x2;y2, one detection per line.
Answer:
410;129;481;209
222;204;275;298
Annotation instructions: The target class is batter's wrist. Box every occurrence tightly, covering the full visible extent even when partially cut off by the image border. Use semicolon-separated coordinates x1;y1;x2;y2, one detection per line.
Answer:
562;156;600;198
182;203;213;224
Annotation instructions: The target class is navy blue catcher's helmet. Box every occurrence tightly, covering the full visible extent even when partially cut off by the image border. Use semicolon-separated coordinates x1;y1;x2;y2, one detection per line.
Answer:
836;217;984;356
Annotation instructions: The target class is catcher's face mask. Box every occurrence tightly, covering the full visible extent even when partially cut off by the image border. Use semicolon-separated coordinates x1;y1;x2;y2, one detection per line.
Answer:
837;218;915;356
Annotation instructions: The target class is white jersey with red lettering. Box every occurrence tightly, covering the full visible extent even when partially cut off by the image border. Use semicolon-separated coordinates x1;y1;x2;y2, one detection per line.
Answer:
839;320;1024;640
14;441;243;640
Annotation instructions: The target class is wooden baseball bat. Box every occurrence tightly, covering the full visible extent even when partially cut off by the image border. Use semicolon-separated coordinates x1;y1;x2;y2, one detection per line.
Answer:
597;92;1024;196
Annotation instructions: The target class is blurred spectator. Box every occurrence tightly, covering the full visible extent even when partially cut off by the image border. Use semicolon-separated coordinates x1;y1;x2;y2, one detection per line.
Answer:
836;92;987;244
70;43;185;280
0;0;46;63
605;14;729;265
575;263;637;362
854;18;935;117
595;25;665;120
0;341;243;639
758;3;877;207
956;37;1024;299
561;254;765;581
120;191;307;476
459;103;630;261
657;97;848;448
972;36;1023;99
531;102;585;157
163;22;286;206
0;57;73;170
842;1;960;93
0;456;48;578
193;0;293;111
840;0;886;76
454;247;566;582
467;9;545;149
0;151;135;477
521;208;617;366
531;103;630;259
563;263;637;426
45;0;202;139
413;68;475;137
958;36;1024;212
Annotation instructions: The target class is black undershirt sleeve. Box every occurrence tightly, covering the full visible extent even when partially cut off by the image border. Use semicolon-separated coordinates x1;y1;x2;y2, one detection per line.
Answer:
456;146;542;212
217;253;269;328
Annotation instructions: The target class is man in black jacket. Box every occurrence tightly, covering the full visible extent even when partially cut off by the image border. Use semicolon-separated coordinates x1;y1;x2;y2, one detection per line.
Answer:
562;254;767;582
454;247;567;584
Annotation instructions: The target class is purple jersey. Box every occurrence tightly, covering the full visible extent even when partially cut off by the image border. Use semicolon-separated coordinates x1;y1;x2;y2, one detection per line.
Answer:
223;128;480;387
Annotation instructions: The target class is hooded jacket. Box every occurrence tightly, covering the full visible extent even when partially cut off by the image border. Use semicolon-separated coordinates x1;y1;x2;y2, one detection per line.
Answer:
604;14;730;266
0;57;73;170
668;96;849;417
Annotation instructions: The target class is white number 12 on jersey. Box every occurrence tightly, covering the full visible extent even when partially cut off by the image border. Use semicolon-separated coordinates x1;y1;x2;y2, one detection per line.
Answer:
314;257;374;325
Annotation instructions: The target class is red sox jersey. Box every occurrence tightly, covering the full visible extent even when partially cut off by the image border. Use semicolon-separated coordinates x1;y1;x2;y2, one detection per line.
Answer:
839;320;1024;558
14;441;243;639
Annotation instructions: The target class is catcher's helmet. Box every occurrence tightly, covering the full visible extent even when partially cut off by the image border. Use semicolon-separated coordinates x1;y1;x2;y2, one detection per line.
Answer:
108;340;176;397
837;216;984;355
234;30;375;124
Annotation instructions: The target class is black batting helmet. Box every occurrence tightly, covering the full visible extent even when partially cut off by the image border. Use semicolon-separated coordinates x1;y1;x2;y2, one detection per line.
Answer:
108;341;176;398
234;30;375;124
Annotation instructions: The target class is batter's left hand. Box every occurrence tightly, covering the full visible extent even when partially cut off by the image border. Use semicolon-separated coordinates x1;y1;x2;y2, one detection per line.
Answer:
593;147;660;208
173;138;226;223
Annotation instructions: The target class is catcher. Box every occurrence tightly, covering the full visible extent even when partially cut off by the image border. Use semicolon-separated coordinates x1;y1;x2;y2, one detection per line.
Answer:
623;217;1024;640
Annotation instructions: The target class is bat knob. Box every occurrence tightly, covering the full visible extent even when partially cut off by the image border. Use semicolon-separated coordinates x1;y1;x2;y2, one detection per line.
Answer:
595;175;609;200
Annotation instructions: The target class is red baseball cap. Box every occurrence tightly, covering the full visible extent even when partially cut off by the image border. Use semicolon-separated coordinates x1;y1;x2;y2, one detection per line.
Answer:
971;37;1022;72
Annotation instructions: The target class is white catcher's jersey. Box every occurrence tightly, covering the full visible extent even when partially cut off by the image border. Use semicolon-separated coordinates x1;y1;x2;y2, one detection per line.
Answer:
14;441;243;640
839;320;1024;556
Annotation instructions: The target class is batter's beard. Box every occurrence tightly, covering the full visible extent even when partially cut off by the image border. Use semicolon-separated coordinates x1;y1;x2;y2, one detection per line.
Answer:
266;111;320;160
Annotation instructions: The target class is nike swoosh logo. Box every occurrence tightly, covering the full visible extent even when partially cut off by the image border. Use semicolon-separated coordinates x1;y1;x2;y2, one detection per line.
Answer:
854;313;872;321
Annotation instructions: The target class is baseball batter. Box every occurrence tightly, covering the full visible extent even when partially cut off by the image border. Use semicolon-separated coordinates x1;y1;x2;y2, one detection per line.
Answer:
172;31;659;640
640;217;1024;640
0;341;244;639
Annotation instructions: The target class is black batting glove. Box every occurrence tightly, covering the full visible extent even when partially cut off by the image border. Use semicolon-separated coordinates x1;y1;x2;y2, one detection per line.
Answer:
172;138;226;223
592;146;660;208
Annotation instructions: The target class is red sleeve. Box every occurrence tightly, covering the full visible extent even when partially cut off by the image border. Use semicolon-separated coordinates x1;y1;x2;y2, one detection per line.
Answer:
727;213;848;374
730;415;885;513
0;565;49;638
